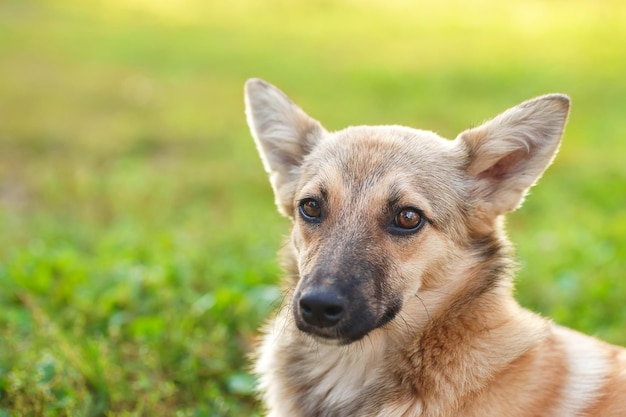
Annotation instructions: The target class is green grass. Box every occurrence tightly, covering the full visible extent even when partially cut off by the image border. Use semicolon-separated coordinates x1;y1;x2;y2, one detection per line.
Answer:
1;0;625;415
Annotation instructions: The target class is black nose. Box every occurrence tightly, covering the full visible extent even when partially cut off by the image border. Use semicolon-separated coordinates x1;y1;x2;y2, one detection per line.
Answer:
299;289;345;328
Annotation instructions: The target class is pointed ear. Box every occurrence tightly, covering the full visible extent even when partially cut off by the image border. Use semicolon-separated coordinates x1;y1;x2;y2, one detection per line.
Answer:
457;94;570;218
245;78;326;217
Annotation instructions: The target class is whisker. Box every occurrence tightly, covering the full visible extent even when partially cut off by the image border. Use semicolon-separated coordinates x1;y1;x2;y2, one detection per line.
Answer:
414;293;431;323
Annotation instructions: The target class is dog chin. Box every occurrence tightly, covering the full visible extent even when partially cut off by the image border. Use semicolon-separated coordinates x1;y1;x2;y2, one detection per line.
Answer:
307;332;372;346
302;317;401;346
296;321;370;345
306;334;347;346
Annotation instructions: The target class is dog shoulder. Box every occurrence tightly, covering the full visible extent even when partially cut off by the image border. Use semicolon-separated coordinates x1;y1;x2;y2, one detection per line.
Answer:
551;325;626;417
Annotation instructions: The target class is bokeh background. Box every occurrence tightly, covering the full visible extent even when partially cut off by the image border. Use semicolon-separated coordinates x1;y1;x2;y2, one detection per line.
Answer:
1;0;625;415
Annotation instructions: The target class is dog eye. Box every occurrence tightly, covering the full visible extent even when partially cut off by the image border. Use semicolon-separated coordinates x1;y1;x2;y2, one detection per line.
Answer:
299;199;322;221
393;208;424;231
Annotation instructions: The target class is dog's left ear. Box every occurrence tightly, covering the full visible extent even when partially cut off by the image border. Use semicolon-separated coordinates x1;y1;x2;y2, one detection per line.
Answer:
457;94;570;217
245;78;326;217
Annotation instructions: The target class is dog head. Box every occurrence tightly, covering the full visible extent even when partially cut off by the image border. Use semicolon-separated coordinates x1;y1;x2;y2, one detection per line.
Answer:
245;79;569;344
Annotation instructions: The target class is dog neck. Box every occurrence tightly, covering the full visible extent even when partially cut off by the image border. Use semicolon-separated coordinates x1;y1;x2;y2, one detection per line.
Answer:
397;288;549;415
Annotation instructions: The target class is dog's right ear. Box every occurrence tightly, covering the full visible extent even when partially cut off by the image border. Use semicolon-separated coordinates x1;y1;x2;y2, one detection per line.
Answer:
245;79;326;218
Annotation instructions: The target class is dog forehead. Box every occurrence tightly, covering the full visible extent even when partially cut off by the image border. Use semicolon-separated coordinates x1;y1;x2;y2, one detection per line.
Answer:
303;125;458;184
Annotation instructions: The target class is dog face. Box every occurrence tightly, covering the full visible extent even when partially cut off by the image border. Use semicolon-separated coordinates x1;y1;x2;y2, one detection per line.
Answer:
245;79;569;344
286;127;467;343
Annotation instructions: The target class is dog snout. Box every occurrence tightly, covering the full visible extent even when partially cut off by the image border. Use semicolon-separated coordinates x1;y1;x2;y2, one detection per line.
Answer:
298;289;345;328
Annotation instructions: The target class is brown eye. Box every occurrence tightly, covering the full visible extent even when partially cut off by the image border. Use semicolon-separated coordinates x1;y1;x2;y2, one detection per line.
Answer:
299;199;322;221
394;208;423;231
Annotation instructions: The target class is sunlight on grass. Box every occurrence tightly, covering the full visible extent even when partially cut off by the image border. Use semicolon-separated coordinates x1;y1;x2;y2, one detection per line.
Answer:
105;0;196;17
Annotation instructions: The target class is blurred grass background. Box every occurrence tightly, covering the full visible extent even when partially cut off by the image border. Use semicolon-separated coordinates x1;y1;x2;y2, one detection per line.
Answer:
0;0;625;415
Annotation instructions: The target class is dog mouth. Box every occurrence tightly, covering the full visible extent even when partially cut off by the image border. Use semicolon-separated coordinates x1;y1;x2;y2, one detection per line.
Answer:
294;297;402;345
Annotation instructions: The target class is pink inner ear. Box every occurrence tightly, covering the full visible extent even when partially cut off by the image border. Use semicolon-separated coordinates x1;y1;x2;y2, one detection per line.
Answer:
477;148;530;180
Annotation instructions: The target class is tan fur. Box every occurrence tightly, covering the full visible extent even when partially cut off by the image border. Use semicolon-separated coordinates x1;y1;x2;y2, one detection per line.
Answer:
244;78;626;417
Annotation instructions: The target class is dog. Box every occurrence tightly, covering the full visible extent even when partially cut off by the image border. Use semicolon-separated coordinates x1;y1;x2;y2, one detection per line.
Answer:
244;78;626;417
